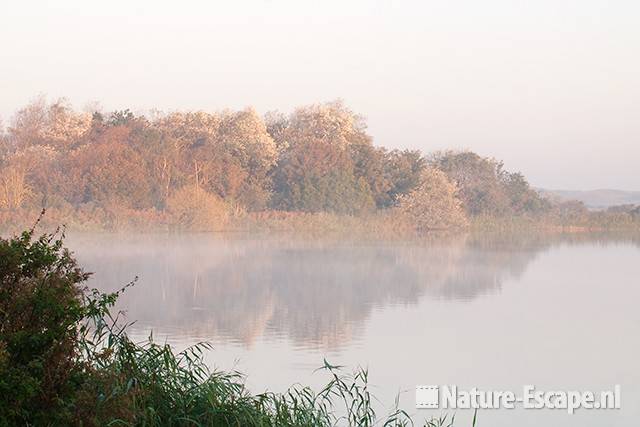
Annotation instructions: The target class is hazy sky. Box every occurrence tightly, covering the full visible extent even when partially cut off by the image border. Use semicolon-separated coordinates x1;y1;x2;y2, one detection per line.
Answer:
2;0;639;190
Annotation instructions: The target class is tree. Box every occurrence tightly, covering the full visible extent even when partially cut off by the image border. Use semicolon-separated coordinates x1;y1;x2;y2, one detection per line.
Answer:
278;101;371;149
8;97;91;150
383;149;427;207
153;109;277;210
0;146;62;210
499;170;550;215
67;126;153;209
7;97;49;149
120;124;177;209
396;167;467;231
153;111;221;152
0;164;29;210
107;109;136;127
269;101;377;214
431;151;510;216
272;139;374;214
264;110;290;154
216;108;277;209
349;144;392;208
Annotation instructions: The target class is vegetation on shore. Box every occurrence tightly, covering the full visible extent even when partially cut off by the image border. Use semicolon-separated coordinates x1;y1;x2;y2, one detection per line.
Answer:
1;97;637;233
0;224;480;426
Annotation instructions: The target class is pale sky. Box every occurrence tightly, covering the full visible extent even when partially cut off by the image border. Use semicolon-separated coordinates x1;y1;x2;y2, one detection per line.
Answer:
1;0;639;190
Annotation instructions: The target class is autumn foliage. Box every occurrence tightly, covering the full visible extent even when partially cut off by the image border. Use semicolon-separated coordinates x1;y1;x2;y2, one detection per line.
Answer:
397;168;468;231
0;96;563;232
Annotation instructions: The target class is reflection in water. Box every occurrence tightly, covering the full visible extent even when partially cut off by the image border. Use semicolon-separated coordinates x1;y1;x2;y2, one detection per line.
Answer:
69;231;639;351
67;231;640;427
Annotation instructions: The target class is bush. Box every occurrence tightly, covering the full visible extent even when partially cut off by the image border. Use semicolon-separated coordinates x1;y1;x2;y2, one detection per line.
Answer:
166;185;230;230
396;168;468;231
0;222;89;425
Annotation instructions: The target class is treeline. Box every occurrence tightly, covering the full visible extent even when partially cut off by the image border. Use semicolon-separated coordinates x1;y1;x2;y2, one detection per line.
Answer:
0;97;635;231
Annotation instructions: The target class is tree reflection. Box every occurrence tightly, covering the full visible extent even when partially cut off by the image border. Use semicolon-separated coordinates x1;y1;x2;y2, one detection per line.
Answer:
70;232;639;350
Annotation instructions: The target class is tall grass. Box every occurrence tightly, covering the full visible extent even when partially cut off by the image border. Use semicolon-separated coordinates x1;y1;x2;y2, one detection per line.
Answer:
77;282;477;427
77;283;421;426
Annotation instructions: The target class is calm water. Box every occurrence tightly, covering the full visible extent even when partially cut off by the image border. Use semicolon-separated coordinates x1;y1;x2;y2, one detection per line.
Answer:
69;232;640;427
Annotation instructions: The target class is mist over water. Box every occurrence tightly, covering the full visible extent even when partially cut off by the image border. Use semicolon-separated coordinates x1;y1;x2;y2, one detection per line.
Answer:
69;232;640;427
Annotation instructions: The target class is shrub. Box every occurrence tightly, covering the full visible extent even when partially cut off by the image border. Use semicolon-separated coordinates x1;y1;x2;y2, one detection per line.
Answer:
396;168;468;231
166;185;230;230
0;222;89;425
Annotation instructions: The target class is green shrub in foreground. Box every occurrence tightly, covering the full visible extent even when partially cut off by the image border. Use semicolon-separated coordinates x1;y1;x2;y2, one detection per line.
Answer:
0;222;89;425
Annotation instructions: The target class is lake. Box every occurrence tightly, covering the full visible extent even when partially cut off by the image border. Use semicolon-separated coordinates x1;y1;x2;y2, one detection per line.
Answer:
69;231;640;427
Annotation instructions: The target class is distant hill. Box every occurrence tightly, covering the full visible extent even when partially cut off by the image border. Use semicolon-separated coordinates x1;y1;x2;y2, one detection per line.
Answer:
539;189;640;210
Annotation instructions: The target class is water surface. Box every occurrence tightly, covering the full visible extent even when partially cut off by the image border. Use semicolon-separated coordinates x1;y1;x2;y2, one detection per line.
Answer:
69;232;640;427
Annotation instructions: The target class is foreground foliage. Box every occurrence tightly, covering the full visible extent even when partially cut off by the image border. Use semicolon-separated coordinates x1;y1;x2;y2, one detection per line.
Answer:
0;222;88;424
1;225;479;426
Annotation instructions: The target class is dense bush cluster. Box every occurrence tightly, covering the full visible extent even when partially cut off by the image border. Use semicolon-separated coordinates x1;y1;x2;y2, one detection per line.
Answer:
0;96;607;231
0;224;89;424
430;151;550;217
